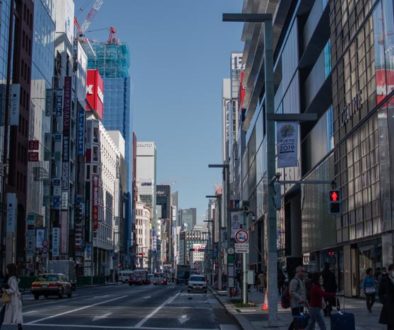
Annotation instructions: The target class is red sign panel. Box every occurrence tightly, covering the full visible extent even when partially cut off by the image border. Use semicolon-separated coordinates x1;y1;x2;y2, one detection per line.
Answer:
376;69;394;106
28;140;39;150
28;152;39;162
86;69;104;120
92;175;99;231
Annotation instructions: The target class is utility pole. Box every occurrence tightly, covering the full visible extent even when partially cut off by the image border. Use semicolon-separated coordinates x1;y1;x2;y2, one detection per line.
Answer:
223;13;278;323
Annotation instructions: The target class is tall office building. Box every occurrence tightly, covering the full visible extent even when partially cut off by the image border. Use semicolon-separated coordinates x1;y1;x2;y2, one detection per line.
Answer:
136;142;157;269
88;38;133;263
157;185;171;264
25;0;55;271
178;208;197;232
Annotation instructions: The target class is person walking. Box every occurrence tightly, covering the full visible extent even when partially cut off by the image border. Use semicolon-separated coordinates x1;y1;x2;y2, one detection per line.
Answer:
321;263;337;317
379;264;394;330
1;263;23;329
288;266;307;330
363;268;377;313
306;272;335;330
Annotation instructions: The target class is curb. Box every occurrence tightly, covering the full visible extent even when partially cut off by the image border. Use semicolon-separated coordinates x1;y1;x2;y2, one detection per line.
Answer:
209;287;255;330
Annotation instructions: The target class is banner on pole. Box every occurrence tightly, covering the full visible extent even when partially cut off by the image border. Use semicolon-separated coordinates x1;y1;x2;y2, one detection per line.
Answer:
277;122;298;168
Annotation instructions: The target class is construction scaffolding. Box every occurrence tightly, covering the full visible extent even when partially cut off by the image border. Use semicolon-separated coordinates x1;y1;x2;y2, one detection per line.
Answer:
88;41;130;78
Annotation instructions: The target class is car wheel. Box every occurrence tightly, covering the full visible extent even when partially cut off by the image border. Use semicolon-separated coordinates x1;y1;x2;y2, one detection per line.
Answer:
67;291;72;298
34;294;39;300
58;288;64;299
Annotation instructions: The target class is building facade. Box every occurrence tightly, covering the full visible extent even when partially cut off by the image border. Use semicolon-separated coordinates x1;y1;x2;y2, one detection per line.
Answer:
178;208;197;231
236;0;394;296
135;201;151;269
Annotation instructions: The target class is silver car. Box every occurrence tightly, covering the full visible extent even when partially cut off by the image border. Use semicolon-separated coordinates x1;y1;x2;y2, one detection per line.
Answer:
187;274;207;293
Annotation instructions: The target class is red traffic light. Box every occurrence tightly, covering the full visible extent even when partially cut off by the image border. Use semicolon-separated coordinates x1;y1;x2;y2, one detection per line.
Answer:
329;190;340;202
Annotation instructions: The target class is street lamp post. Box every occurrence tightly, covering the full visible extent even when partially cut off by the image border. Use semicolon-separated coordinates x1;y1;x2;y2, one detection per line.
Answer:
206;194;223;290
208;163;231;292
223;13;278;322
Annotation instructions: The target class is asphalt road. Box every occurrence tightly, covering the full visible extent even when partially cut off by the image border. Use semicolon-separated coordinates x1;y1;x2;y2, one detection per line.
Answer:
4;283;240;330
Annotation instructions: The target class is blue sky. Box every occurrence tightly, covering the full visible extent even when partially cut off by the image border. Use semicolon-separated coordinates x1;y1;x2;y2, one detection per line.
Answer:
78;0;243;221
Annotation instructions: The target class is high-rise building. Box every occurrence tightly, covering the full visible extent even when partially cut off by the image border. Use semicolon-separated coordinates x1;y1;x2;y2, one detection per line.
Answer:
136;141;157;270
178;208;197;232
236;0;394;296
25;0;55;272
2;0;34;266
157;185;172;264
88;38;133;264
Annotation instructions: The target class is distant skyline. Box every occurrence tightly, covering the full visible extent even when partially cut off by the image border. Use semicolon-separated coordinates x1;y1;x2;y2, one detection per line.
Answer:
77;0;243;222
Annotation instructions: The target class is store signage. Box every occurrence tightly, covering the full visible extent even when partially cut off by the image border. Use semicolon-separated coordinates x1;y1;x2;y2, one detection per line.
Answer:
52;196;61;209
52;227;60;257
61;191;68;210
55;89;63;117
340;91;362;127
45;89;53;116
231;211;243;238
9;84;20;126
92;175;99;231
277;122;298;168
28;152;39;162
6;193;17;233
86;70;104;120
62;162;69;191
77;107;85;156
28;140;39;150
35;228;45;249
26;229;35;257
60;212;68;254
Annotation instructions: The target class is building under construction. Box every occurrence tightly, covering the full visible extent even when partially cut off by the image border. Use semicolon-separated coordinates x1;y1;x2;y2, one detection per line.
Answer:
87;33;134;268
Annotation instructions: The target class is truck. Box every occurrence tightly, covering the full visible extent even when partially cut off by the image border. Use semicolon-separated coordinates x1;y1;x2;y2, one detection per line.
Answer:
176;265;190;284
48;260;77;290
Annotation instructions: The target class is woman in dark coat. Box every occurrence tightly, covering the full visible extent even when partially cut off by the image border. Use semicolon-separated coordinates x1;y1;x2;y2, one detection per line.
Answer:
379;264;394;330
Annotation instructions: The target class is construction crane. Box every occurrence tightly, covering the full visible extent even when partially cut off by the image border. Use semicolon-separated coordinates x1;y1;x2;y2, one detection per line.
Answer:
79;0;104;36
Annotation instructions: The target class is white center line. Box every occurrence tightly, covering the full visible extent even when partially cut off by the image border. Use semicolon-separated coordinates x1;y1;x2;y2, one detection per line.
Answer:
25;295;128;325
134;292;180;328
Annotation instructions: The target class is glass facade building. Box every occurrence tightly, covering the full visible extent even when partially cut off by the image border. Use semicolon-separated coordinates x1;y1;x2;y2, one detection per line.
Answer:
234;0;393;296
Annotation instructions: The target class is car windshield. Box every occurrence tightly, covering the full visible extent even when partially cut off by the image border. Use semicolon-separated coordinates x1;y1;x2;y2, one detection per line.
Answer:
190;276;205;282
36;274;61;282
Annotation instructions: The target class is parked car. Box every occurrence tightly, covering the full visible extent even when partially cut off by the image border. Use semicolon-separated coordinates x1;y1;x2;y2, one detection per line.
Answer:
31;273;72;300
187;274;207;293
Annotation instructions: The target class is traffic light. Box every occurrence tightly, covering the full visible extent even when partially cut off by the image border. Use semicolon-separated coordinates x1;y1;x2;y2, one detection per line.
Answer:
329;190;340;214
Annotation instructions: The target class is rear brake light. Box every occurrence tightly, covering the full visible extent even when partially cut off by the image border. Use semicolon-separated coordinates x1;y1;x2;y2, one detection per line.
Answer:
31;283;41;288
48;283;61;288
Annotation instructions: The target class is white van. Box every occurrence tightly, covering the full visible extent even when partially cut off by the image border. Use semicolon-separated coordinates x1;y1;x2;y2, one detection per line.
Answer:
118;270;133;283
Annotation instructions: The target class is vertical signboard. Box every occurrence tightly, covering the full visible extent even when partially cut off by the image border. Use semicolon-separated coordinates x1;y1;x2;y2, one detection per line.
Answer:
92;175;99;231
77;107;85;156
60;212;68;254
62;77;71;191
35;228;45;249
86;70;104;120
9;84;20;126
55;89;63;117
277;122;299;168
6;193;17;233
231;211;244;238
52;227;60;257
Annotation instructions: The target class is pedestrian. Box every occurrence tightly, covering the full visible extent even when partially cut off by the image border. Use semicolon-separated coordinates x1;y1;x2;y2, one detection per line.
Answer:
288;265;307;330
1;263;23;329
278;266;286;295
379;264;394;330
363;267;377;313
306;272;335;330
321;263;337;317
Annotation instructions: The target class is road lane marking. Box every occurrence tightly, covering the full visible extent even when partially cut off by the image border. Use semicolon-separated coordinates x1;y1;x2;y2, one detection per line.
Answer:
142;296;151;299
27;324;219;330
24;310;38;315
92;312;112;321
25;295;128;325
134;292;180;328
178;314;190;324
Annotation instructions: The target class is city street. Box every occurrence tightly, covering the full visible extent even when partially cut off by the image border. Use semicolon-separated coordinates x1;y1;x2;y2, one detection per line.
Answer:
6;284;240;330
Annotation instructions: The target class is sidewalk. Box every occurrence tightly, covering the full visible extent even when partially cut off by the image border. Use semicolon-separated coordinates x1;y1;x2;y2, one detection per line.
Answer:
211;287;386;330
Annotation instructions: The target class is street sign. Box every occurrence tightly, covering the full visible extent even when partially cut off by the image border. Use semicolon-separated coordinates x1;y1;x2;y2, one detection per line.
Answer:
235;243;249;253
235;229;249;243
228;247;235;255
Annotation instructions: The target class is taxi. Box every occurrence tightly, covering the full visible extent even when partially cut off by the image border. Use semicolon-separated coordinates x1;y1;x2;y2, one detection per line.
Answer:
31;273;73;300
